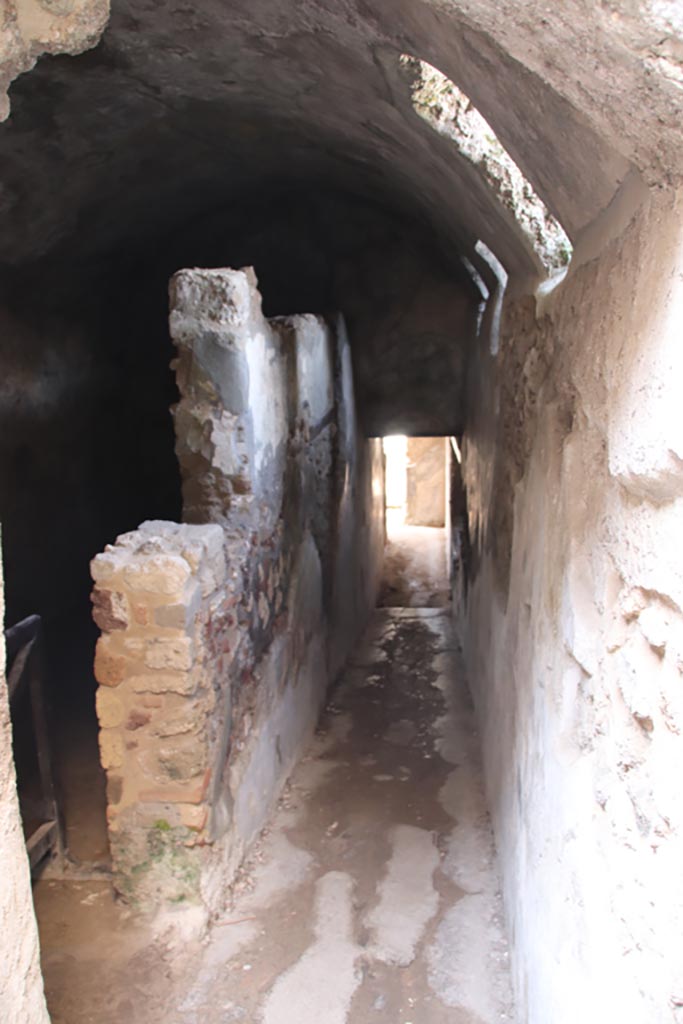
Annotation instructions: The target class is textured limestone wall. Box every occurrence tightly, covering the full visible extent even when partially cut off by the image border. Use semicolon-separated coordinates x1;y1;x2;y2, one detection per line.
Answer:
92;268;384;909
0;0;108;119
0;533;50;1023
460;185;683;1024
405;437;447;527
91;521;229;905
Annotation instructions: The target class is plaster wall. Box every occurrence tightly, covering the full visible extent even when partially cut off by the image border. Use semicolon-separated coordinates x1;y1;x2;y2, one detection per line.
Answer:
460;185;683;1023
91;269;384;909
0;534;50;1024
328;314;386;677
406;437;447;527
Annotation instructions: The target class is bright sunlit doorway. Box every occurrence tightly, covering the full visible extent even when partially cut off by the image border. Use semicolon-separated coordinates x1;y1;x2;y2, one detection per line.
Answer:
383;434;408;531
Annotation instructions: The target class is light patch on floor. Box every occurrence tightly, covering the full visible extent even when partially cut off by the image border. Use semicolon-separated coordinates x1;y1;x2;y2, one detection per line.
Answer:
366;824;440;966
443;821;496;893
203;919;261;967
260;871;361;1024
428;893;514;1021
384;717;418;746
438;762;488;822
35;604;514;1023
241;830;314;910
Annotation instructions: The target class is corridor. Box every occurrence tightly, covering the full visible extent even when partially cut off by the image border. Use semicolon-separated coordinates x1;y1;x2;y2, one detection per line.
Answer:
2;3;682;1023
176;608;512;1024
35;566;512;1023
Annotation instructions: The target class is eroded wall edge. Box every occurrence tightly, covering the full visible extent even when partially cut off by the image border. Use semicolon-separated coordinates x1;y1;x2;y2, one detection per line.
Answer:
91;268;385;911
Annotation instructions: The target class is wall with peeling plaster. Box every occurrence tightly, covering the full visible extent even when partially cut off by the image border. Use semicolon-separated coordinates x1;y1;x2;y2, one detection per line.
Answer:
460;184;683;1024
91;269;385;909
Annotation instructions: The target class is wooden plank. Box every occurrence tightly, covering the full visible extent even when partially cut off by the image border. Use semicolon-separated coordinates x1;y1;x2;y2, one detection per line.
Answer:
7;638;34;701
27;624;65;868
5;614;66;869
5;614;41;662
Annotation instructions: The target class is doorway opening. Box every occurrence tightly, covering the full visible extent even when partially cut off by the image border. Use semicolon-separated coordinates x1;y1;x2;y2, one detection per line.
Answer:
379;436;450;608
383;434;408;529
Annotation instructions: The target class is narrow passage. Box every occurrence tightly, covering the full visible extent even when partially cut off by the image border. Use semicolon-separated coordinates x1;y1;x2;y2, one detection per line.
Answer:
36;560;513;1023
187;607;515;1024
35;608;513;1023
163;607;513;1023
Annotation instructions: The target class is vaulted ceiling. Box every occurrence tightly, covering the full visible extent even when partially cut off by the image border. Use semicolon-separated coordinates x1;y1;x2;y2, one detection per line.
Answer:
0;0;681;433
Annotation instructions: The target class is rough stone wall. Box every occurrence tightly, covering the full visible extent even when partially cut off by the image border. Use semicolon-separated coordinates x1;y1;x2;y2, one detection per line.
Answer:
0;532;50;1023
405;437;446;527
91;521;229;905
460;185;683;1024
92;268;384;909
0;0;108;119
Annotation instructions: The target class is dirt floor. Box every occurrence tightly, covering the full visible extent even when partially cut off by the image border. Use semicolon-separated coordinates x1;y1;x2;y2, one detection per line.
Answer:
378;523;450;607
33;529;513;1023
53;702;110;867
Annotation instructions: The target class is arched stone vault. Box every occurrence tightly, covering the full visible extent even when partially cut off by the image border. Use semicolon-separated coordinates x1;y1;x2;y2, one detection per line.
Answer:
0;1;679;269
0;0;680;442
0;0;680;437
2;1;681;258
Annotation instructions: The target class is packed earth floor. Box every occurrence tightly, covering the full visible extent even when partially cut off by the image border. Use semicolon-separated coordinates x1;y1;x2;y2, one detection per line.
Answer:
379;523;451;608
34;551;514;1024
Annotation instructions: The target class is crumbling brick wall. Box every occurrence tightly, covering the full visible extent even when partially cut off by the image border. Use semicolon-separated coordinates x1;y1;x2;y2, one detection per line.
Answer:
92;268;384;909
91;522;230;904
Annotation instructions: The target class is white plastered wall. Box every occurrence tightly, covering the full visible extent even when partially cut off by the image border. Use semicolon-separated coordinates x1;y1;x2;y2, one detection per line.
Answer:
0;531;51;1023
461;185;683;1024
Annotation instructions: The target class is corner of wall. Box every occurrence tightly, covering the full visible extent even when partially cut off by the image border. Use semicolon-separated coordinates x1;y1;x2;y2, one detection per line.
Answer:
0;529;51;1023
